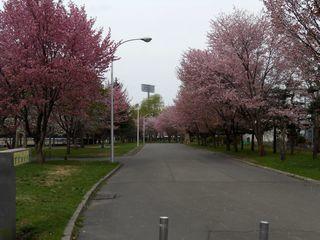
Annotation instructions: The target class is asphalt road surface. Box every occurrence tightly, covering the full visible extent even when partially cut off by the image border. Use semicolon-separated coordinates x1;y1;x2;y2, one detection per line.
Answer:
78;144;320;240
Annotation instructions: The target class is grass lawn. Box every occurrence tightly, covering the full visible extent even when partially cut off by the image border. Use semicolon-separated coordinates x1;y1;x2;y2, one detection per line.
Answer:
30;142;137;159
190;143;320;181
16;160;119;240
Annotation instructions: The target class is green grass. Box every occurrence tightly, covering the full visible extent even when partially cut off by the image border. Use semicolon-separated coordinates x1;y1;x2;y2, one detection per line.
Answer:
16;160;119;240
190;143;320;181
15;142;139;239
30;143;137;159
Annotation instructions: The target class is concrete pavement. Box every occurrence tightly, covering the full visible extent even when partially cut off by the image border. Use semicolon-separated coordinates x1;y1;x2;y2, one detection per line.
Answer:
77;144;320;240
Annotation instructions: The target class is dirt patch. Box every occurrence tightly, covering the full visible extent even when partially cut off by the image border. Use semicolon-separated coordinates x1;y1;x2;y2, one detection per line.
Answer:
44;166;80;186
16;195;36;203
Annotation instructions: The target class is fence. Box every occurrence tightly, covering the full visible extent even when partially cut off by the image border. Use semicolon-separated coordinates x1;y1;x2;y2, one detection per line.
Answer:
159;217;270;240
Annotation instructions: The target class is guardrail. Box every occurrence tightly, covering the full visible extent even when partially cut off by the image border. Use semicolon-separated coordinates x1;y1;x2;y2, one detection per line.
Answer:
158;217;269;240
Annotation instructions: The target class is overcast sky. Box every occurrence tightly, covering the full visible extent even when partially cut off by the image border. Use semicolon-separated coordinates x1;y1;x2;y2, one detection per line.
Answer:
70;1;264;105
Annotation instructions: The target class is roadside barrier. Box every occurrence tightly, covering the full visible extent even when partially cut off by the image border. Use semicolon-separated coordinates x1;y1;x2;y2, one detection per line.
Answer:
158;217;269;240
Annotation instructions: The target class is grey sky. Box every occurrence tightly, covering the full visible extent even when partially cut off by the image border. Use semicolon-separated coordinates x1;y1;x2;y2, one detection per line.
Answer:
57;1;265;105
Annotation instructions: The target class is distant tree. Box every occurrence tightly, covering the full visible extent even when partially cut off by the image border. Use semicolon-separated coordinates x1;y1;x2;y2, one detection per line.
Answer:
86;80;131;148
139;94;165;117
155;106;179;142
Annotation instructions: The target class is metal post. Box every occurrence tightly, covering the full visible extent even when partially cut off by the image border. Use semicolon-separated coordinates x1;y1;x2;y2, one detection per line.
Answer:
259;221;269;240
110;61;114;163
137;106;140;147
143;117;146;145
108;37;152;162
159;217;169;240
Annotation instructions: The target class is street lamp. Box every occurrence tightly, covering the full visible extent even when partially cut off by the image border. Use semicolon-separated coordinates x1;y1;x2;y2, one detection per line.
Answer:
136;104;140;147
110;37;152;163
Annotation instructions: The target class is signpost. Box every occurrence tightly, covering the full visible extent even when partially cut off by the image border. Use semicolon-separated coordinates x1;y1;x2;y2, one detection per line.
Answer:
141;84;155;99
141;84;155;145
0;148;30;240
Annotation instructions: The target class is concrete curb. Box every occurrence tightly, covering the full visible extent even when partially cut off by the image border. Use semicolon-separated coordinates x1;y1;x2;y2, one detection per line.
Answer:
123;145;144;157
232;156;320;185
61;163;123;240
191;145;320;185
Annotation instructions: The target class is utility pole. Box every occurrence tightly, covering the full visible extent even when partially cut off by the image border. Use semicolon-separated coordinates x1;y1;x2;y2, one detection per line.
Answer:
137;105;140;147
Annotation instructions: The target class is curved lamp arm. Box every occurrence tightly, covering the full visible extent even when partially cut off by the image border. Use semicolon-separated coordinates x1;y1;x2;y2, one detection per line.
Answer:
120;37;152;46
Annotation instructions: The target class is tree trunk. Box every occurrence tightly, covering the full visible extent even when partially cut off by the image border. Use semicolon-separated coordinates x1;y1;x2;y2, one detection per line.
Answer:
14;130;19;148
313;114;319;160
66;132;71;155
204;136;207;146
101;137;105;148
280;123;286;161
273;125;277;154
213;134;217;148
23;103;54;164
11;135;16;149
225;132;231;151
34;138;45;164
80;137;84;148
23;130;27;148
49;134;52;150
290;135;295;155
233;134;238;152
251;133;255;152
232;122;238;152
256;133;265;156
241;135;244;150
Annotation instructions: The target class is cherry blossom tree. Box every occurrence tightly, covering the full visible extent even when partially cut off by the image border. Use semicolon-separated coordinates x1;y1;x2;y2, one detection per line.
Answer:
264;0;320;158
155;106;180;142
207;10;291;155
53;82;97;155
0;0;117;163
177;49;240;150
172;9;303;157
86;80;130;148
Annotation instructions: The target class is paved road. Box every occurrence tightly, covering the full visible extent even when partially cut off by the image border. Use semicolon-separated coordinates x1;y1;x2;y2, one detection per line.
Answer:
78;144;320;240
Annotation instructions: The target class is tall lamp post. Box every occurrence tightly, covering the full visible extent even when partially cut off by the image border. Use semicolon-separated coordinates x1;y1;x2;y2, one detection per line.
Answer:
110;37;152;163
136;104;140;147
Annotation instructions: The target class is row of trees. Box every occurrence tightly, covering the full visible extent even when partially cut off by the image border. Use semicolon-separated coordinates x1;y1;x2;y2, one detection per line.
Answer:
0;0;135;163
152;1;320;160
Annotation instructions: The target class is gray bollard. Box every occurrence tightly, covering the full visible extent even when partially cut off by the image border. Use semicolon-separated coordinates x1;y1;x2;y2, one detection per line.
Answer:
159;216;169;240
259;221;269;240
